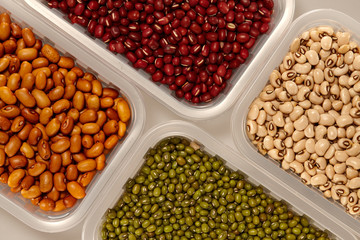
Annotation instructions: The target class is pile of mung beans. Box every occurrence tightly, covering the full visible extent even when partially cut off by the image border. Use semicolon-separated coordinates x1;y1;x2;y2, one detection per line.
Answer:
0;12;131;212
47;0;274;103
101;137;331;240
247;26;360;215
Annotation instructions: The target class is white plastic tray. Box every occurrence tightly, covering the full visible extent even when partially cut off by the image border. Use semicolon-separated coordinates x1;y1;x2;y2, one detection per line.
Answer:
25;0;294;120
231;9;360;238
82;120;356;240
0;1;146;233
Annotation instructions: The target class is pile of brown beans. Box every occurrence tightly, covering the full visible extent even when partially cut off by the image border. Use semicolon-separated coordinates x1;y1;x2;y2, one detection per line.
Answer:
46;0;274;103
0;12;131;212
247;26;360;215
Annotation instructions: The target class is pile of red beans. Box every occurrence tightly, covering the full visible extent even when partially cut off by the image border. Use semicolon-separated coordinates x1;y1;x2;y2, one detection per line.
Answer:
47;0;274;103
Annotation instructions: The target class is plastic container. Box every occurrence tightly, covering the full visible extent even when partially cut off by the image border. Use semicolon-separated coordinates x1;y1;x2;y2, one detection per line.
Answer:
24;0;294;120
82;120;355;240
0;1;145;233
231;9;360;238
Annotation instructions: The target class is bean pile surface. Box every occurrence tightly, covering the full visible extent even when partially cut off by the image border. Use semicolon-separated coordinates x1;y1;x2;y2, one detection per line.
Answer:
47;0;274;103
247;26;360;215
101;137;331;240
0;12;131;212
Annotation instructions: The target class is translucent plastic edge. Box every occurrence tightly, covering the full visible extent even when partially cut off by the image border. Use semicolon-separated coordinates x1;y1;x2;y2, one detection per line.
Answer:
231;8;360;237
82;120;355;240
24;0;294;120
0;1;146;233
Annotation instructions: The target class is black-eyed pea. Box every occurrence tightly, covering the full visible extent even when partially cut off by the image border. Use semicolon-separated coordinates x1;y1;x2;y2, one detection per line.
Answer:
246;120;257;135
296;150;310;163
310;173;328;186
247;104;259;120
338;138;353;149
333;174;348;185
293;62;312;74
337;128;346;140
290;37;300;52
345;51;354;65
273;139;285;151
256;110;269;125
346;167;358;180
318;113;335;126
284;148;295;163
319;181;333;194
336;114;354;128
311;69;324;85
347;192;358;207
294;51;306;64
283;81;297;96
266;121;277;137
284;137;293;148
334;150;349;163
324;68;335;83
275;130;287;140
269;70;281;88
267;149;283;161
333;63;349;77
324;145;336;159
304;138;316;154
289;106;304;122
304;160;316;176
278;102;293;115
256;125;267;138
300;171;311;185
281;160;290;170
314;157;326;170
315;139;330;156
283;122;294;137
353;55;360;70
293;139;306;153
263;104;276;120
345;142;360;156
303;124;314;139
331;185;350;201
272;111;284;128
278;91;292;102
262;136;274;151
259;85;276;101
353;118;360;125
289;160;303;174
336;31;350;46
282;52;294;70
292;130;305;142
354;131;360;142
346;157;360;170
293;115;308;131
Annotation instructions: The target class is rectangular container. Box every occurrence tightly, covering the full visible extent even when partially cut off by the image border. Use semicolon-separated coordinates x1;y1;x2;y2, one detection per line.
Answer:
0;1;145;233
82;120;356;240
231;9;360;238
24;0;294;120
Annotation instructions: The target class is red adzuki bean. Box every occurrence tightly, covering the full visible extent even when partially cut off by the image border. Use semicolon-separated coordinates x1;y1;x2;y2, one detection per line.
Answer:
48;0;274;103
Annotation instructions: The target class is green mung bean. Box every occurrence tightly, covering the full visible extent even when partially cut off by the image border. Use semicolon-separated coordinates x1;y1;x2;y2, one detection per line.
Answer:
100;137;332;240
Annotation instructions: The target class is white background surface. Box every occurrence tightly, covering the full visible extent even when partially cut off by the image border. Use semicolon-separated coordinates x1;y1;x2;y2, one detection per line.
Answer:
1;0;360;239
